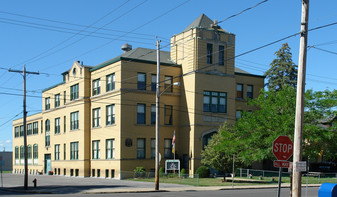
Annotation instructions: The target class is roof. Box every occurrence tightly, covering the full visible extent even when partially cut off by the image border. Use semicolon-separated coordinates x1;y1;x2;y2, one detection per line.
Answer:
183;14;214;32
90;47;179;72
235;67;265;78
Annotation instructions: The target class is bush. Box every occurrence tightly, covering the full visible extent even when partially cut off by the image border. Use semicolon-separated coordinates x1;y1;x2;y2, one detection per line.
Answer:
159;167;165;175
180;168;186;175
133;167;145;178
195;166;210;178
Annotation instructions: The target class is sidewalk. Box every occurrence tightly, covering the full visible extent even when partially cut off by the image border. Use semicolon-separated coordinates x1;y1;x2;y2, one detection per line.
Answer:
0;173;321;194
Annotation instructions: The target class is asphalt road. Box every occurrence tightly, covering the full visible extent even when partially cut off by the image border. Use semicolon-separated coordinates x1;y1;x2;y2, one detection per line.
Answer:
0;187;319;197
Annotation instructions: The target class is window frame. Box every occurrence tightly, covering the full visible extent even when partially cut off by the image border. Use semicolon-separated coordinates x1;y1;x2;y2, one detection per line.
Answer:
106;104;115;125
236;84;244;98
164;105;173;125
137;138;146;159
33;122;38;134
106;73;115;92
70;84;79;101
151;74;157;91
27;123;32;135
219;45;225;65
151;104;156;125
55;144;60;160
55;94;60;107
164;76;173;92
92;108;101;128
92;140;100;159
207;43;213;64
70;111;79;130
106;139;115;159
137;104;146;124
92;78;101;96
55;117;60;134
45;97;50;110
164;138;172;159
70;142;79;160
137;73;146;90
247;85;253;99
203;91;227;113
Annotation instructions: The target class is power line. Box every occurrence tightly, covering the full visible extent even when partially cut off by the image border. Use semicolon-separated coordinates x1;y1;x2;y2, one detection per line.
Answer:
218;0;269;23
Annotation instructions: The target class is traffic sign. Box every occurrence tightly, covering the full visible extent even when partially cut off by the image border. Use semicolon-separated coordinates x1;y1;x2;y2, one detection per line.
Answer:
273;136;293;161
273;160;290;168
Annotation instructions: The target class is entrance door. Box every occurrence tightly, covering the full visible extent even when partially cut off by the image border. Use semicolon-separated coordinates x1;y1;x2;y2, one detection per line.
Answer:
44;154;51;174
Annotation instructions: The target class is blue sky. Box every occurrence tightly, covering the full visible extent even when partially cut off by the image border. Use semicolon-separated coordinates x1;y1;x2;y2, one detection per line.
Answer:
1;0;337;151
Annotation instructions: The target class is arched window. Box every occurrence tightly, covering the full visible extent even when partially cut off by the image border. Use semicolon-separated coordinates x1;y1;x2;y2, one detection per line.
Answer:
45;119;50;132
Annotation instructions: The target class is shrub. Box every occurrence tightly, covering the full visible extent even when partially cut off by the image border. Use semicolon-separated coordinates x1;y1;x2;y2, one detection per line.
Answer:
180;168;186;175
133;167;145;178
159;167;165;175
195;166;210;178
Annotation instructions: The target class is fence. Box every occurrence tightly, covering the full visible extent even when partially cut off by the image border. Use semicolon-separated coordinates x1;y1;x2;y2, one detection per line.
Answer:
237;168;337;184
120;171;199;186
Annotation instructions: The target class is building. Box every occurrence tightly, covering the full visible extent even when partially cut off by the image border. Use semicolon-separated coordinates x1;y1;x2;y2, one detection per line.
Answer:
12;14;264;178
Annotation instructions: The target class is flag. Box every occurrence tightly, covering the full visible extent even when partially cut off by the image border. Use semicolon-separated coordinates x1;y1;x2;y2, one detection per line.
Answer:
172;131;176;154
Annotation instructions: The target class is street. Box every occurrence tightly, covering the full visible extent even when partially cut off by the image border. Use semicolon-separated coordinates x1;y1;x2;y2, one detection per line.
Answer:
0;187;319;197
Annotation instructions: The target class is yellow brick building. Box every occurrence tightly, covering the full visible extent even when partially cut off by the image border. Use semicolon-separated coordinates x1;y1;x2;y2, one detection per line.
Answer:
12;14;264;178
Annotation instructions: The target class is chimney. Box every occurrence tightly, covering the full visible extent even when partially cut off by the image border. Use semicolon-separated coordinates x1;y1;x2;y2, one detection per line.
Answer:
121;43;132;53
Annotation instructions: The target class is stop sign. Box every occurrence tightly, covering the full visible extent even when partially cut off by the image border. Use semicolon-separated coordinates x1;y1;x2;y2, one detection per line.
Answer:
273;136;293;161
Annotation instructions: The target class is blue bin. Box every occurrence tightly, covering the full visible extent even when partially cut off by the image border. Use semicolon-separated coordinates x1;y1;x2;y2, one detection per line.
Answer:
318;183;337;197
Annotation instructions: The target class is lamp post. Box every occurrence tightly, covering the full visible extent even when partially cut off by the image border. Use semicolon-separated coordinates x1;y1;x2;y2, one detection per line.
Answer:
154;39;180;190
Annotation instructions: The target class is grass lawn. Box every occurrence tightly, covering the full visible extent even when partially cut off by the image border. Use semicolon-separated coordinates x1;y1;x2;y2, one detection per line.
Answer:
130;174;337;186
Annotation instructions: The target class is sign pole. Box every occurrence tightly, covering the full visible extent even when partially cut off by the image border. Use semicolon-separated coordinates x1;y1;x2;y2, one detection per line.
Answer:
277;167;282;197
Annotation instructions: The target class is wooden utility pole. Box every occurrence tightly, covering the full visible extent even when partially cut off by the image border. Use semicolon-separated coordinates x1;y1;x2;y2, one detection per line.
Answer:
9;66;39;190
155;39;161;191
292;0;309;196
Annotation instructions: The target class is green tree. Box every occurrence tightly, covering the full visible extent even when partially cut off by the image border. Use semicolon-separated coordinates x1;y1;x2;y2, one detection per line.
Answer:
201;123;239;173
265;43;297;91
209;87;337;167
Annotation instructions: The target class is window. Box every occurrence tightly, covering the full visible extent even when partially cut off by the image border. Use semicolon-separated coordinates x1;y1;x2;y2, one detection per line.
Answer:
15;146;19;159
137;104;146;124
28;145;32;164
55;118;60;134
64;91;66;104
33;144;38;161
236;110;243;120
70;84;79;101
70;111;79;130
27;123;32;135
247;85;253;99
151;138;155;159
236;84;243;98
41;120;43;133
20;145;24;164
151;74;157;91
14;126;19;138
164;105;173;125
33;122;38;134
106;139;115;159
92;108;101;128
106;104;115;125
106;73;115;92
64;116;66;133
219;45;224;65
64;144;66;160
20;125;24;137
55;144;60;160
55;94;60;107
92;140;100;159
203;91;227;113
151;105;156;125
164;139;172;158
45;97;50;110
92;78;101;96
45;119;50;147
164;76;173;92
137;73;146;90
207;43;213;64
137;138;145;159
70;142;79;160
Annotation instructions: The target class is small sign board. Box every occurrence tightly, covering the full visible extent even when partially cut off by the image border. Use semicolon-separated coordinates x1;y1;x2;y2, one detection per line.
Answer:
296;161;307;172
165;160;180;174
274;160;290;168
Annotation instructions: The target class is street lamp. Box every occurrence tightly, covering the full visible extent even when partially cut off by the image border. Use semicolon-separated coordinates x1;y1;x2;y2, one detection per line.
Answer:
155;40;180;190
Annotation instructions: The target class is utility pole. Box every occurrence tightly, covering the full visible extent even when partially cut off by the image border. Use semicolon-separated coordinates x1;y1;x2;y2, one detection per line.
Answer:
292;0;309;196
9;66;39;190
155;38;161;191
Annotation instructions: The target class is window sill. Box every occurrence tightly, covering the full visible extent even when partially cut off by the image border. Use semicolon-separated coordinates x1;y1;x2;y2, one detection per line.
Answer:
92;126;102;130
70;129;80;132
105;124;116;127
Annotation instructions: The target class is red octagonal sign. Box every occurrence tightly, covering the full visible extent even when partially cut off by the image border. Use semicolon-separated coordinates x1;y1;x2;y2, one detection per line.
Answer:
273;136;293;161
